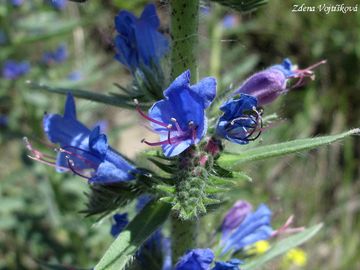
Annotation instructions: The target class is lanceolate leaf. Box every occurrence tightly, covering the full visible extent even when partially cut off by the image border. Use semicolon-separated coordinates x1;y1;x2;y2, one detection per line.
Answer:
27;82;151;109
242;223;323;270
94;201;171;270
218;129;360;170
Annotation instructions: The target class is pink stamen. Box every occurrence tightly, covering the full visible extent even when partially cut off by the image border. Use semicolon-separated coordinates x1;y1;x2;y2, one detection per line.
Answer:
135;104;169;128
271;215;305;237
289;60;327;88
60;145;99;169
171;118;184;134
27;155;69;171
66;158;91;179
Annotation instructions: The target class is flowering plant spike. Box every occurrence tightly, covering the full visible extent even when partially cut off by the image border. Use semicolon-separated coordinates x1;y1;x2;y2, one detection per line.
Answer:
19;1;360;270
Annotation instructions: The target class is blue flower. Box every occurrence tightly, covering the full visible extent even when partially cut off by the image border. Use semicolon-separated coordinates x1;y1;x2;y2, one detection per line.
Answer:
213;259;242;270
11;0;24;6
42;93;137;184
139;70;216;157
175;248;214;270
50;0;67;10
42;44;68;64
222;200;253;237
114;4;169;71
216;94;261;144
110;213;128;237
221;204;273;254
2;60;30;80
235;58;326;105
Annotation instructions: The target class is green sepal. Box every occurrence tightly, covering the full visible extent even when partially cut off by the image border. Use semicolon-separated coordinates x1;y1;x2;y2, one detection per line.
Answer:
156;184;176;194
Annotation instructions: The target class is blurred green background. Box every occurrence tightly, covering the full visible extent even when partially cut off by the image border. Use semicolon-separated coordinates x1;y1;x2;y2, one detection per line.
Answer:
0;0;359;269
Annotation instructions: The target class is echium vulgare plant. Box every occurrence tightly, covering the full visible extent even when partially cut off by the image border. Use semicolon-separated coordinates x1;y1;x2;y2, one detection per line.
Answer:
25;1;360;270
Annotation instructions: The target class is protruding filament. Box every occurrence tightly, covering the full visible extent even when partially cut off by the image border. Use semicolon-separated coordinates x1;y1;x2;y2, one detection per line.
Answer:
135;102;169;128
171;118;183;134
23;137;69;171
66;157;90;179
271;215;305;237
291;60;327;88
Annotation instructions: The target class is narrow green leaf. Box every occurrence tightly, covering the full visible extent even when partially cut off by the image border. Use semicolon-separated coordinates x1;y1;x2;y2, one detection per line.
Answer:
94;201;171;270
242;223;323;270
27;82;151;109
219;129;360;169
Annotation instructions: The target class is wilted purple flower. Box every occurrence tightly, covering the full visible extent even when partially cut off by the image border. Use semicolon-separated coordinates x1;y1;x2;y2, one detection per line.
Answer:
110;213;128;237
2;60;30;80
175;248;214;270
216;94;262;144
138;70;216;157
114;4;169;71
213;259;242;270
42;44;68;64
222;200;253;237
221;204;273;254
50;0;67;10
234;58;326;105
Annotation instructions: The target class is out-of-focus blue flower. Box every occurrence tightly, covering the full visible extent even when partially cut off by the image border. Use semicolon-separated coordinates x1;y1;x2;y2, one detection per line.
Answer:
0;115;8;127
213;259;242;270
222;15;238;29
42;44;68;64
221;204;273;254
114;4;169;71
216;94;261;144
110;213;128;237
139;70;216;157
50;0;67;10
67;71;82;81
222;200;253;237
175;248;214;270
2;60;30;80
42;93;137;184
235;58;326;105
11;0;24;7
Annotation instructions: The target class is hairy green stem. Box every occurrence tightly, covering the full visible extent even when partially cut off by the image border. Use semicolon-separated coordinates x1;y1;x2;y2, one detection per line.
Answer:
170;0;199;82
169;0;200;262
170;215;198;262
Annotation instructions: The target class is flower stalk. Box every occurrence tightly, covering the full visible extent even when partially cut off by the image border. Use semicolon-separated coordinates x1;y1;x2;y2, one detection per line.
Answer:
169;0;200;262
170;0;200;82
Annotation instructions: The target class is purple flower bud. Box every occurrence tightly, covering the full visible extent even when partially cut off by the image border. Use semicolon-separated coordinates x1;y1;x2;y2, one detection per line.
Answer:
234;58;326;106
221;200;252;236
